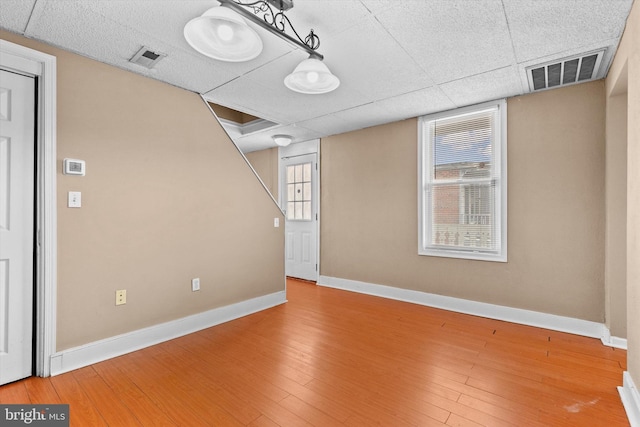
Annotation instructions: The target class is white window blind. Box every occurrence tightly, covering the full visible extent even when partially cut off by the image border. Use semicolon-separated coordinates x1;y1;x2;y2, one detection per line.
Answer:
419;100;507;262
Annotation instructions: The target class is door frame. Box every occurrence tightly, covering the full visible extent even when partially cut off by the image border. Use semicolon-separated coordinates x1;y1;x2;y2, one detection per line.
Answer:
279;139;320;281
0;39;57;377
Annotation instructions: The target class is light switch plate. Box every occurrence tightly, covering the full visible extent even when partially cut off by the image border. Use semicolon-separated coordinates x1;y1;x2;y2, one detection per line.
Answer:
68;191;82;208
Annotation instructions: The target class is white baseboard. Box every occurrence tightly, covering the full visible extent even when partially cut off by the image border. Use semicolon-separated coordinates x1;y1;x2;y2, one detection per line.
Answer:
50;291;286;376
601;327;629;350
318;276;614;342
619;372;640;427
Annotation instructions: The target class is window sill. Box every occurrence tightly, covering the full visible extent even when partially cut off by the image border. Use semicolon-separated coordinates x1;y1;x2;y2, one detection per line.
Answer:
419;247;507;263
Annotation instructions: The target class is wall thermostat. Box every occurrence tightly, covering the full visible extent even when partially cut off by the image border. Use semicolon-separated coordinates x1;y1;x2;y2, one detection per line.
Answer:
63;158;86;176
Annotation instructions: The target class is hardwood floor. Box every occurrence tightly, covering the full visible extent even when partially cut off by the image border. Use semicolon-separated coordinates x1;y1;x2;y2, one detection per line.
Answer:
1;278;629;426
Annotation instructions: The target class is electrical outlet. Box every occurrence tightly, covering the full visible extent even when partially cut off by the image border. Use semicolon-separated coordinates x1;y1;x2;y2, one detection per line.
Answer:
191;278;200;292
115;289;127;305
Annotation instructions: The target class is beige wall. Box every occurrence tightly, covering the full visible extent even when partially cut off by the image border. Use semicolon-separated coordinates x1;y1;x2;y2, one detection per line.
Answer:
607;0;640;385
321;81;606;322
1;31;285;351
245;147;280;202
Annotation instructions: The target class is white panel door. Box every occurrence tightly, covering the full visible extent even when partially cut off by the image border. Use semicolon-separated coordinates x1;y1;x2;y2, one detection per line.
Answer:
0;69;35;385
282;153;317;281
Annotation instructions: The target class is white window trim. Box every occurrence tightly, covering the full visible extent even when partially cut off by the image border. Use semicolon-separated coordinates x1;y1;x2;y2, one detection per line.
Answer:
418;99;507;262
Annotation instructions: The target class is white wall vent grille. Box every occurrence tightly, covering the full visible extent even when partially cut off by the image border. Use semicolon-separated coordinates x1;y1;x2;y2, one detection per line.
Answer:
526;50;605;91
129;46;166;69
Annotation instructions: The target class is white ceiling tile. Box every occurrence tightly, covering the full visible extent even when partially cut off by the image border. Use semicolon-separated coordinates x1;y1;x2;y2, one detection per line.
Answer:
439;66;523;107
296;114;357;138
374;0;516;83
285;0;373;38
358;0;395;14
504;0;633;63
82;0;213;43
140;50;239;94
25;1;146;65
320;18;434;100
322;103;381;132
205;77;289;124
325;87;455;133
0;0;37;33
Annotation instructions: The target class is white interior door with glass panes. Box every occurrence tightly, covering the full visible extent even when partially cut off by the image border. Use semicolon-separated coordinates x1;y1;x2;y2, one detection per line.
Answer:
282;153;317;281
0;69;36;385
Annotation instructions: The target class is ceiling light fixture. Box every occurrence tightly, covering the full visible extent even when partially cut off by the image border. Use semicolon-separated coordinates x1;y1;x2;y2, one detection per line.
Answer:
284;57;340;94
184;0;339;94
272;134;293;146
183;6;263;62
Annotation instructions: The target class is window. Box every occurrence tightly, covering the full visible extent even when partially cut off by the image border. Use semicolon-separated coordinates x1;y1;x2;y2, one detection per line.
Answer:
286;162;313;221
418;100;507;262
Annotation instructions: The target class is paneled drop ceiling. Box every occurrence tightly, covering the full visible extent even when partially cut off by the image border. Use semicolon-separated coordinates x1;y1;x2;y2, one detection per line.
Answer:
0;0;633;152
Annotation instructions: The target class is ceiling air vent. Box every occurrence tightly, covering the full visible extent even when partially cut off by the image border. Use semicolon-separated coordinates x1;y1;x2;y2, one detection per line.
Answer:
129;46;166;69
526;50;605;92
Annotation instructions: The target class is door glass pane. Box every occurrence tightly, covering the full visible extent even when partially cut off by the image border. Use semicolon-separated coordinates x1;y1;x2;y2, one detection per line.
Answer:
303;201;311;220
295;164;303;182
285;161;313;221
294;183;303;201
287;184;295;201
294;201;301;219
303;163;311;181
303;182;311;201
287;202;295;220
